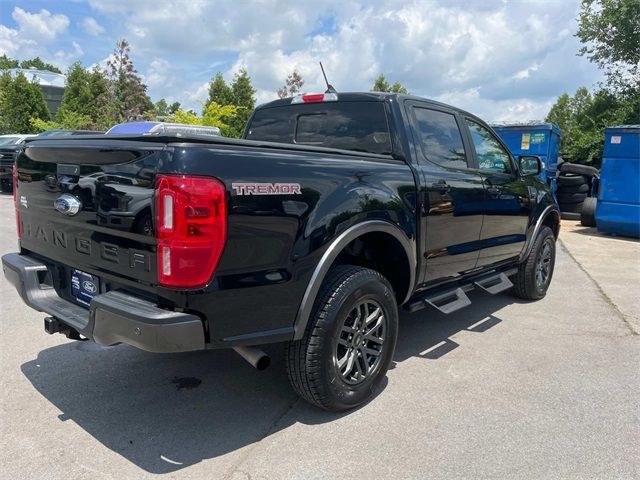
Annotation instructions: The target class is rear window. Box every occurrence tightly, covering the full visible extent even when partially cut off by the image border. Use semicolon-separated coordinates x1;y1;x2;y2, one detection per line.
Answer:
246;101;392;155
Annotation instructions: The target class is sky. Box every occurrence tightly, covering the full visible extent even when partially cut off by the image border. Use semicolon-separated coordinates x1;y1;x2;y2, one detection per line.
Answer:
0;0;602;121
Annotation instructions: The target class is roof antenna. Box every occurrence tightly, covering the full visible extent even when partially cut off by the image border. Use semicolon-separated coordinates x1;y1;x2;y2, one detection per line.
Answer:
320;62;337;94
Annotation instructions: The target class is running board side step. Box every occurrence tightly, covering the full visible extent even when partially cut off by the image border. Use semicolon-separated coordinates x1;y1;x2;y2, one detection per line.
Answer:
404;268;517;315
424;288;471;314
473;272;513;295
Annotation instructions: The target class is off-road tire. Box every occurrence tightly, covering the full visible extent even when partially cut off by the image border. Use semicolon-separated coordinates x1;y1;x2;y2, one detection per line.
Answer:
513;226;556;300
286;265;398;411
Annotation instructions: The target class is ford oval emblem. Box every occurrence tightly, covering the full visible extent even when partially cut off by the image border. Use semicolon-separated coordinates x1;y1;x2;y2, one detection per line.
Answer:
82;280;97;294
54;194;82;216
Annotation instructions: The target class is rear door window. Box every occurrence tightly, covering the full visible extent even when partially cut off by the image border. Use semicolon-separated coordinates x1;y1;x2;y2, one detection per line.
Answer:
246;102;392;155
412;107;468;169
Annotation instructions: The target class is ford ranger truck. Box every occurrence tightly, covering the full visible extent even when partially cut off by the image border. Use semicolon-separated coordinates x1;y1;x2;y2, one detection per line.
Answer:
2;92;560;411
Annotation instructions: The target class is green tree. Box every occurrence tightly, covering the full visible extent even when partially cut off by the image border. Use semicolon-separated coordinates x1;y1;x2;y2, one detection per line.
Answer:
57;63;92;118
87;66;113;129
545;86;639;166
0;71;50;133
206;73;233;106
172;109;200;125
105;39;149;122
545;2;640;167
230;68;256;109
170;102;239;135
577;0;640;92
20;57;62;74
168;101;181;114
277;70;304;98
545;92;572;134
202;102;240;135
228;68;256;137
0;54;19;70
202;69;256;137
54;62;112;129
31;111;93;132
371;74;409;94
0;55;62;73
155;98;169;116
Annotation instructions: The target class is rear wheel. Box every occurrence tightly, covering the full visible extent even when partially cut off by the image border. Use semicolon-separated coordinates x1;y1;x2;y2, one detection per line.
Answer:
513;226;556;300
286;265;398;411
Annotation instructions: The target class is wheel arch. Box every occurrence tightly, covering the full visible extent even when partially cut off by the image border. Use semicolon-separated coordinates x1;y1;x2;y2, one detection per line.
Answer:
520;205;560;262
293;220;416;340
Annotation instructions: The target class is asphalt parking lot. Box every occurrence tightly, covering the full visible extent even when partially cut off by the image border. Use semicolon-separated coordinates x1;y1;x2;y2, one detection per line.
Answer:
0;192;638;480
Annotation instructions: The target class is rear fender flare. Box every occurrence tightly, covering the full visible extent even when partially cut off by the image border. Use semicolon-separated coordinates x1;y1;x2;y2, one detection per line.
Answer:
293;220;416;340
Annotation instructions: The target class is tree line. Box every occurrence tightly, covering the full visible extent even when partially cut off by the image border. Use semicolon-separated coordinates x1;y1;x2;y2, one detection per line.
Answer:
0;33;409;137
545;0;639;166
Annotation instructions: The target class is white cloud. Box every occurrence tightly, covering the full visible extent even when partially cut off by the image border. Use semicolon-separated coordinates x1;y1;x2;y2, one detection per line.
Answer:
0;7;75;69
184;81;210;106
0;0;599;119
435;87;554;123
81;17;105;36
53;41;84;67
143;58;172;88
11;7;69;41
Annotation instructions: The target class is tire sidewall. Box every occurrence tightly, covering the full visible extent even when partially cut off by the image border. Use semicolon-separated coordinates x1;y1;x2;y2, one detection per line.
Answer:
317;274;398;409
531;229;556;298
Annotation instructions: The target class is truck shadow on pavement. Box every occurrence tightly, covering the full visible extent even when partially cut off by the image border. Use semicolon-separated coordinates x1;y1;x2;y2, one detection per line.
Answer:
20;290;517;473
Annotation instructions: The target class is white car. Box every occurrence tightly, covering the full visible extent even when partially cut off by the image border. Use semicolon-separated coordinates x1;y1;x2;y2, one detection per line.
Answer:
0;134;36;146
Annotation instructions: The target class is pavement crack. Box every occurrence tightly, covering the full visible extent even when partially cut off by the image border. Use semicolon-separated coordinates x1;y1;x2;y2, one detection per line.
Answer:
222;394;301;480
560;239;638;335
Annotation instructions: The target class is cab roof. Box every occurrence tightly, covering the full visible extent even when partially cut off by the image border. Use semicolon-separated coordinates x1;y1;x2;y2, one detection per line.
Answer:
255;91;475;118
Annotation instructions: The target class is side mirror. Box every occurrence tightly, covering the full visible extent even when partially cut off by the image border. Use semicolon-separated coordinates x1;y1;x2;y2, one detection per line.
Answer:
518;155;542;176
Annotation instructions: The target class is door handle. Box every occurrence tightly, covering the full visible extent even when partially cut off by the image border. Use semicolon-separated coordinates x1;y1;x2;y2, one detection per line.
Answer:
487;187;501;197
431;181;450;192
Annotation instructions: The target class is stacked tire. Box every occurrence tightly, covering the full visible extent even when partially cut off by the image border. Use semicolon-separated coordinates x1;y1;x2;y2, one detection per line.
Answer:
555;162;598;219
556;174;590;214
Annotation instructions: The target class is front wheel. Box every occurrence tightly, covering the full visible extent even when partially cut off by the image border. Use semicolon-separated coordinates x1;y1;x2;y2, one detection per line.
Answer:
513;226;556;300
286;265;398;411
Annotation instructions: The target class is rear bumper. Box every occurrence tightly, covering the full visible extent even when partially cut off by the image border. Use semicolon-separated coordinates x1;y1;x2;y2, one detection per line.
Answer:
1;252;205;353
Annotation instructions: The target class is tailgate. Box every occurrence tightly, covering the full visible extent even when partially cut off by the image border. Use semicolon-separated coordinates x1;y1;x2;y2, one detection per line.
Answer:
15;139;167;291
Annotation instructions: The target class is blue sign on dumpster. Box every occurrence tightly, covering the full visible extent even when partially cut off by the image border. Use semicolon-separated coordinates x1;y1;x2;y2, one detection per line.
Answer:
492;123;563;189
595;125;640;238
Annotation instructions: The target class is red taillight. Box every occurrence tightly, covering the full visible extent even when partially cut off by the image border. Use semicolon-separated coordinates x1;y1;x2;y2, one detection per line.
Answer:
155;175;227;288
13;163;20;239
291;92;338;104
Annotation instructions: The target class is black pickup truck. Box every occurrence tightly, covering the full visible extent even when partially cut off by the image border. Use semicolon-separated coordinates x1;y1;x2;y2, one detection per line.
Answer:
2;92;560;411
